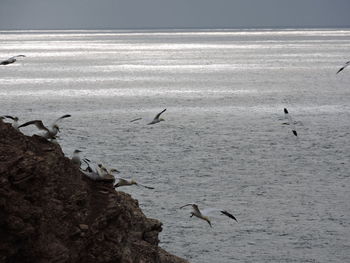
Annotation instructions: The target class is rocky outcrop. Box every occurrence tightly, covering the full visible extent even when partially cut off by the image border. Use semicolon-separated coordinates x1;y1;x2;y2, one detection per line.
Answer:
0;120;188;263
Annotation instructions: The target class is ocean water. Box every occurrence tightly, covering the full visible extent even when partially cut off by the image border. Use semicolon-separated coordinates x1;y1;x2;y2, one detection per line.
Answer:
1;29;350;262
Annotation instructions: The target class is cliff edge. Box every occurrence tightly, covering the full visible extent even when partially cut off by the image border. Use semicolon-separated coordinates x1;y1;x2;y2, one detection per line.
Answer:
0;120;188;263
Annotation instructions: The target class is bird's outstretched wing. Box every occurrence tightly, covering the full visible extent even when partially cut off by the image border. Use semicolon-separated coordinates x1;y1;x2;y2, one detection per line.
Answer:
336;61;350;74
9;55;26;59
221;210;238;222
136;183;154;189
180;203;201;215
130;118;142;122
179;203;195;209
18;120;49;132
154;109;166;120
201;208;238;222
52;114;71;125
4;115;17;120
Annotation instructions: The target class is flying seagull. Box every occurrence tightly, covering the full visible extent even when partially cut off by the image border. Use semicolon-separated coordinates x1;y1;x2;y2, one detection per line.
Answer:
180;203;237;227
0;55;26;65
336;60;350;74
18;114;71;139
1;115;20;130
283;108;297;136
147;109;166;125
114;178;154;189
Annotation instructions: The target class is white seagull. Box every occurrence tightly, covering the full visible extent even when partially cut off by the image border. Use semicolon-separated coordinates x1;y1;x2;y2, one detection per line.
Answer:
283;108;297;136
336;60;350;74
147;109;166;125
0;55;26;65
1;115;20;130
180;203;237;227
17;114;71;139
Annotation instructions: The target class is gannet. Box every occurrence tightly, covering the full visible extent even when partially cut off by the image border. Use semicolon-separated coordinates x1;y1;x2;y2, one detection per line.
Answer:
114;178;154;189
180;203;237;227
147;109;166;125
71;150;82;167
17;114;71;139
2;115;20;130
0;55;26;65
336;60;350;74
284;108;297;136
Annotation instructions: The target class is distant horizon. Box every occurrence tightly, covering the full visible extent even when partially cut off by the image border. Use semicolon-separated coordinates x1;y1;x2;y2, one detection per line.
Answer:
1;25;350;32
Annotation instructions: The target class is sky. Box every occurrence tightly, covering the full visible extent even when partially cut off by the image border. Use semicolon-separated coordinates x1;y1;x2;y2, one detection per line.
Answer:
0;0;350;30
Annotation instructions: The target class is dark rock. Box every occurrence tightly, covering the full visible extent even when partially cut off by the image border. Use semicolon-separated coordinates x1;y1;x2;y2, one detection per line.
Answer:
0;120;188;263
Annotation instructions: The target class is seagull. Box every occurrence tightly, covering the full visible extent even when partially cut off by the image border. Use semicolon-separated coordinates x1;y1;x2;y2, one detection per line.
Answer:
180;203;237;227
114;178;154;189
336;60;350;74
283;108;297;136
17;114;71;139
0;55;26;65
147;109;166;125
71;150;82;167
1;115;20;130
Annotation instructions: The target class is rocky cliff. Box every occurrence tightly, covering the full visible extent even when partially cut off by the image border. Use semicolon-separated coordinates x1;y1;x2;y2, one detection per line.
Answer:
0;120;188;263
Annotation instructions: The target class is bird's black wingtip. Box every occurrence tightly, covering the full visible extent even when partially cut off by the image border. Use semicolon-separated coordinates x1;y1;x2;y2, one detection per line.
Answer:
292;130;298;136
221;210;238;222
284;108;288;114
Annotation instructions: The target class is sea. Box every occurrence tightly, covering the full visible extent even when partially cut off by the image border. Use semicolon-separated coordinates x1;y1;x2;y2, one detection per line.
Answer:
1;28;350;263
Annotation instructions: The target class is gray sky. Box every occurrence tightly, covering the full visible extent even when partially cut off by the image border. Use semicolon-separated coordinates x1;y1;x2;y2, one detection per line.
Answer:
0;0;349;30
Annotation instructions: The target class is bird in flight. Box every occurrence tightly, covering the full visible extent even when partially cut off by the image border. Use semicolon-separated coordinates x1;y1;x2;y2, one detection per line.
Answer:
147;109;166;125
336;60;350;74
18;114;71;139
0;55;26;65
283;108;298;136
180;203;237;227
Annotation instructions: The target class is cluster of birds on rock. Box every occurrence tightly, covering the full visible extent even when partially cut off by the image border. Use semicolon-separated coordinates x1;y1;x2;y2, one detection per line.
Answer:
1;54;349;227
1;107;237;227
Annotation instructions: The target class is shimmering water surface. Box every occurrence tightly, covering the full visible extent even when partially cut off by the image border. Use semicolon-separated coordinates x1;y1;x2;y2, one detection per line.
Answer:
1;29;350;262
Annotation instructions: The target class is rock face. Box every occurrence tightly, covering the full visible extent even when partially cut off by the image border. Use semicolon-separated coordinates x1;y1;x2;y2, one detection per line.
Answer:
0;120;188;263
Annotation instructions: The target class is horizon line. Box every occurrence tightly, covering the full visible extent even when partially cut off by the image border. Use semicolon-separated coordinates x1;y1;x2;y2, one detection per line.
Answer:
1;25;350;32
